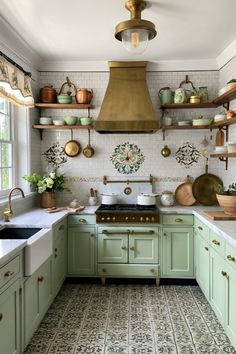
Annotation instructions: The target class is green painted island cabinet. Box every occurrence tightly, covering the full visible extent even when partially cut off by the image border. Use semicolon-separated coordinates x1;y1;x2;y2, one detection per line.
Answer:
97;226;159;284
67;215;96;276
0;253;22;354
161;214;194;278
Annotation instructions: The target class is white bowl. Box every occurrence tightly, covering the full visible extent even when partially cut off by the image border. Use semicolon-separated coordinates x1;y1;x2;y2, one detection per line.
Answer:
53;120;63;126
39;117;52;125
192;118;212;126
214;114;226;122
214;146;228;153
178;121;191;126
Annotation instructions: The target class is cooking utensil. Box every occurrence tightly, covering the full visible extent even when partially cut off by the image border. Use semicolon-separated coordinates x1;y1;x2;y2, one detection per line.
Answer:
101;194;118;205
192;162;223;206
83;130;95;158
64;130;81;157
76;88;93;104
137;193;158;206
175;175;196;206
215;129;225;146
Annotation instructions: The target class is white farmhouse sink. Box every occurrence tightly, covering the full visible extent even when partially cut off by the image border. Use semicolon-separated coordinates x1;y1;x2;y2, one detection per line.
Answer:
24;228;52;276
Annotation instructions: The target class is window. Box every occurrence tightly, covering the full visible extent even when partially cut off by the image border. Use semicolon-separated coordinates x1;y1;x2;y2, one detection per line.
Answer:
0;98;13;196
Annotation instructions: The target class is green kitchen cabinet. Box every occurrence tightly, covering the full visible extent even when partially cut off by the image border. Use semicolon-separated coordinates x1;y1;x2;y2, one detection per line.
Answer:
52;219;67;296
23;256;52;348
68;225;96;275
98;233;128;263
162;227;194;277
225;262;236;348
196;232;210;300
0;279;21;354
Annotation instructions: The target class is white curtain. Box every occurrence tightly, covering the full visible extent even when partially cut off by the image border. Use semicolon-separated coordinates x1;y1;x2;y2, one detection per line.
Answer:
0;55;34;107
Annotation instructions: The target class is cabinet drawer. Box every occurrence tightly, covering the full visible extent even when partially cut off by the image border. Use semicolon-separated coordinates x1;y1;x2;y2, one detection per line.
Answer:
194;218;210;242
0;255;20;289
225;243;236;270
210;231;225;257
54;219;67;235
98;264;159;277
68;214;95;225
162;214;193;226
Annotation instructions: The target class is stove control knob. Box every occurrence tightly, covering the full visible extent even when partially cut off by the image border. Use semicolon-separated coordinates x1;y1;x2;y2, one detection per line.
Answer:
112;217;116;221
101;217;105;221
107;217;110;221
125;216;129;221
140;217;144;222
146;217;150;222
151;217;155;221
132;217;136;221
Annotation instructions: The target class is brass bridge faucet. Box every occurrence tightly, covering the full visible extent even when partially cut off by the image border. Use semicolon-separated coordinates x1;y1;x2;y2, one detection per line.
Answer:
3;187;25;222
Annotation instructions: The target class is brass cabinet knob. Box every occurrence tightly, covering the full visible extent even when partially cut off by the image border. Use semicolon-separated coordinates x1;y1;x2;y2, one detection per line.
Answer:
163;233;167;236
130;246;135;251
221;271;228;278
198;226;203;230
55;248;58;252
212;240;220;246
227;255;236;262
55;254;58;258
102;268;106;273
59;224;65;230
150;268;155;273
175;218;183;222
204;247;209;251
4;270;14;277
90;234;94;237
0;313;3;321
121;246;127;250
38;276;44;282
79;218;87;223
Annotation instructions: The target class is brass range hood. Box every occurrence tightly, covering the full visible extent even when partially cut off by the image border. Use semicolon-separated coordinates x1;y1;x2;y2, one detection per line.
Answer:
94;61;159;133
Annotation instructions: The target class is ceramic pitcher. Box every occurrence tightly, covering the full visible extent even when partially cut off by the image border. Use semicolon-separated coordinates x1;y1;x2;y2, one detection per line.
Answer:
158;87;174;105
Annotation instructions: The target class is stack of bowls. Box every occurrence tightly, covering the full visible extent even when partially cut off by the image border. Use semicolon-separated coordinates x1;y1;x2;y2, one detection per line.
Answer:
214;113;226;123
214;146;227;154
228;142;236;153
39;117;52;125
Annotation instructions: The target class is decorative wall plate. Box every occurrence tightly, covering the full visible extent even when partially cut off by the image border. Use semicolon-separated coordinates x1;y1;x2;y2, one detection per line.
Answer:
43;142;68;169
175;142;200;168
110;142;145;174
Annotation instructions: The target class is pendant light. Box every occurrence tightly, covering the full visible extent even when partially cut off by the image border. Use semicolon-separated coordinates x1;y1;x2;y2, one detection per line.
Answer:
115;0;157;54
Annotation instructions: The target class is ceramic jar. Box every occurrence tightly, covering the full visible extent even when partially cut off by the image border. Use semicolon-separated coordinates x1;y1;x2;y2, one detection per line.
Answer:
198;87;208;103
76;89;93;104
158;87;174;105
174;88;186;103
88;196;97;206
160;191;175;206
40;85;57;103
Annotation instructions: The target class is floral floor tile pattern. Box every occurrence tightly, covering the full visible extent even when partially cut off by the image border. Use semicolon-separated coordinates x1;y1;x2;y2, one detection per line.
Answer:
24;284;236;354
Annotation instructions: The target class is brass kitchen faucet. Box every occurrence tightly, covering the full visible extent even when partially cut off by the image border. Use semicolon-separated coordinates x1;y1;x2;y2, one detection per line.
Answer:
3;187;25;222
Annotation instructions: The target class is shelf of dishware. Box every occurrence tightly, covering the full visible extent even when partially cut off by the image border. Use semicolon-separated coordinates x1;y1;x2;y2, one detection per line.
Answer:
34;103;92;109
32;125;93;130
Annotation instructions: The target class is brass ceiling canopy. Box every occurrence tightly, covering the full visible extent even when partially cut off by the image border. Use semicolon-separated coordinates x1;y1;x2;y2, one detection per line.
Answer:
94;61;159;134
115;0;157;53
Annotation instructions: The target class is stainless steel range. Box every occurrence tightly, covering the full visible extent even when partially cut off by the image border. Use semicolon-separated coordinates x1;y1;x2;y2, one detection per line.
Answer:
95;204;159;224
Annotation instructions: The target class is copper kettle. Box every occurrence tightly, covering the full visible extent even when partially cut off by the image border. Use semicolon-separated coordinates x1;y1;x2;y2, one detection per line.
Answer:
76;88;93;104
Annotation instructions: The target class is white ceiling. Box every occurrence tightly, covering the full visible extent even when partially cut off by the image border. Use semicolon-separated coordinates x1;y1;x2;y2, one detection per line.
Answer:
1;0;236;64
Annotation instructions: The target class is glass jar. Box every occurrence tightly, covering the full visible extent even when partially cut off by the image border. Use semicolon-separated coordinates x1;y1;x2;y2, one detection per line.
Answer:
198;87;209;103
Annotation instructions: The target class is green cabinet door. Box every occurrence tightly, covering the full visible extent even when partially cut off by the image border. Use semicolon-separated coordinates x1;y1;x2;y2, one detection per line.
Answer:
24;257;52;347
196;232;210;300
98;234;128;263
225;264;236;348
129;231;159;264
210;247;226;326
162;227;194;277
53;220;67;296
0;279;20;354
68;226;95;275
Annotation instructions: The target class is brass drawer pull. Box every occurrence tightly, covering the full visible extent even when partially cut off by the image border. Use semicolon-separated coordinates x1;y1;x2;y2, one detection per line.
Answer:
121;246;127;250
175;218;183;222
59;224;65;230
198;226;203;230
150;268;155;273
102;268;106;273
204;247;209;251
130;246;135;251
55;254;58;258
227;255;236;262
221;271;229;279
4;271;14;277
38;276;44;282
163;233;167;236
90;233;94;237
212;240;220;246
0;313;3;321
79;218;87;223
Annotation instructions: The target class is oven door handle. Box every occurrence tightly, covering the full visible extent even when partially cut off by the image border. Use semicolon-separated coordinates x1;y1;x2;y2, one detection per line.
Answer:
102;230;129;235
129;230;155;235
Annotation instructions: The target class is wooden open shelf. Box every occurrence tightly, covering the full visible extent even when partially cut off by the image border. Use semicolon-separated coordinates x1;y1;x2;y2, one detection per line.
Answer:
161;125;210;130
34;103;92;109
32;124;93;139
161;102;216;109
210;152;236;158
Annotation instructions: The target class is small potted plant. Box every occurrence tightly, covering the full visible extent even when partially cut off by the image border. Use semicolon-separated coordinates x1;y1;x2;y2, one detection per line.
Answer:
215;183;236;215
23;172;70;208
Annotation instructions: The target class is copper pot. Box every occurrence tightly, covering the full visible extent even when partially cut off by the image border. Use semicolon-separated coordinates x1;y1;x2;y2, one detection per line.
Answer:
40;85;57;103
76;88;93;104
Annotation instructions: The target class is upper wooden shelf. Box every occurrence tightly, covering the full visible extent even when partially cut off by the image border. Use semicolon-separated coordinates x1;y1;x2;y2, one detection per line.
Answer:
213;86;236;105
34;103;92;109
161;125;210;130
32;124;92;130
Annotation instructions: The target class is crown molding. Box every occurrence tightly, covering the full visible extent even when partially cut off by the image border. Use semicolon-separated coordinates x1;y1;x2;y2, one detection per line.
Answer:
216;38;236;70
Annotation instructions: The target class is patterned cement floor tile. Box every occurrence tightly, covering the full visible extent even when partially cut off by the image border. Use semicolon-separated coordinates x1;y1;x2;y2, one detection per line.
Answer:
23;284;236;354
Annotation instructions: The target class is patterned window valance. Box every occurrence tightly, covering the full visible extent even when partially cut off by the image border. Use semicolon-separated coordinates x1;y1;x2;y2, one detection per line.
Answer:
0;54;34;107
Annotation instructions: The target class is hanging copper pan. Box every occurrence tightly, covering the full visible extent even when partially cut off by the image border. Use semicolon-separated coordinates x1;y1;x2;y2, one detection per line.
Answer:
64;130;81;157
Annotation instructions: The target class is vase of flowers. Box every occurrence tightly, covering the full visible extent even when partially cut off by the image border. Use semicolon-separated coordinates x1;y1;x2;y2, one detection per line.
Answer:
23;172;69;208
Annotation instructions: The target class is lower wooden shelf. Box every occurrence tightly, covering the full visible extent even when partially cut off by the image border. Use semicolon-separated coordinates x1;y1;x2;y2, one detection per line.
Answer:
32;124;93;139
210;152;236;170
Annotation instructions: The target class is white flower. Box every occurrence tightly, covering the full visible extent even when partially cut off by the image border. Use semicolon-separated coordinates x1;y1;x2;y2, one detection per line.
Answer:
49;172;55;179
45;177;54;189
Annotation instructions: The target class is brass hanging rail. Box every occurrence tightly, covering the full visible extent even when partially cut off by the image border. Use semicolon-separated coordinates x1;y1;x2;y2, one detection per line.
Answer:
103;174;153;185
0;50;32;77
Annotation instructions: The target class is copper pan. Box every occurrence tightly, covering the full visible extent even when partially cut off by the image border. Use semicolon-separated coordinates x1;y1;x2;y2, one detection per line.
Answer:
64;130;81;157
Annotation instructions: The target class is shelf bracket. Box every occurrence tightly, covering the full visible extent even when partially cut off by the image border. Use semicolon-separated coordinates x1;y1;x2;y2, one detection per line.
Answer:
222;102;229;110
39;130;43;140
219;157;228;170
162;129;166;141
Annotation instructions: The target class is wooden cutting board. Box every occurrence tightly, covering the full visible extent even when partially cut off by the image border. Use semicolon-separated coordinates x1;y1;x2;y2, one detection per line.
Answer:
215;130;225;146
204;211;236;220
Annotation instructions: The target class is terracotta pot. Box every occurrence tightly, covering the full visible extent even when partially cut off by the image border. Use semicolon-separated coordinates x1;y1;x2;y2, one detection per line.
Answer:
216;194;236;215
40;192;56;208
40;85;57;103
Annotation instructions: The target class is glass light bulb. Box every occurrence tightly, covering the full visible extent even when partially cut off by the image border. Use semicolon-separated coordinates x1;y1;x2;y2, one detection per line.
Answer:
121;28;149;54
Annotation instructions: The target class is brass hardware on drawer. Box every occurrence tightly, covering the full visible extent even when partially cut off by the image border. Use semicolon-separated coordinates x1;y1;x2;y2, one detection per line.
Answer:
0;313;3;321
198;226;203;230
38;276;44;282
4;270;14;277
102;268;106;272
227;255;236;262
150;269;155;273
212;240;220;246
79;218;87;223
59;225;65;230
204;247;209;251
221;271;229;279
121;246;127;250
175;218;183;222
163;233;167;236
55;248;58;252
130;246;135;251
90;234;94;237
55;254;58;258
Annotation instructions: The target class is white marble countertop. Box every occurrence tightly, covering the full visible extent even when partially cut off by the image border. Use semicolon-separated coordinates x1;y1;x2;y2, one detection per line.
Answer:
0;204;236;267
